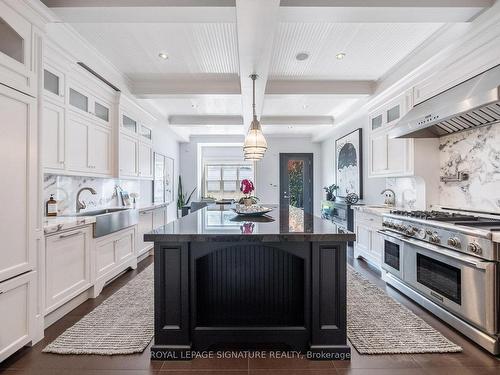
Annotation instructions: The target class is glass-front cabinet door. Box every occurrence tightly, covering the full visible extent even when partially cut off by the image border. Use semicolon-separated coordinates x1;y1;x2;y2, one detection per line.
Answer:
122;114;138;134
69;87;90;114
139;125;152;141
94;100;110;124
43;65;65;103
0;5;35;96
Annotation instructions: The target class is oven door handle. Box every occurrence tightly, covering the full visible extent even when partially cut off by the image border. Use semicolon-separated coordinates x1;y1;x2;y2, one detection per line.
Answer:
377;230;493;271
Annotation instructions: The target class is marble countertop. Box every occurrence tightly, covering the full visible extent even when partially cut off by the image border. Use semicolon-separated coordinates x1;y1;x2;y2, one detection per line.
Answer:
145;204;356;243
351;204;394;215
44;216;96;235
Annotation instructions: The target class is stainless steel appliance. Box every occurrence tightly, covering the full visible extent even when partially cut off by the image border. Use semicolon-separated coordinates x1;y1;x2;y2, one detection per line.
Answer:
378;209;499;355
321;199;354;245
389;64;500;139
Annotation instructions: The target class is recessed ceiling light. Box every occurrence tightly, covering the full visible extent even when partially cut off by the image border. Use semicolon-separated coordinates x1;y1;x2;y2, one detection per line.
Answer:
336;52;346;60
296;52;309;61
158;52;169;60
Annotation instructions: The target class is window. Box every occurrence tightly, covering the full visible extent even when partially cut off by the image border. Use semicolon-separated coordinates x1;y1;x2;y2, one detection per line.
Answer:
203;163;254;200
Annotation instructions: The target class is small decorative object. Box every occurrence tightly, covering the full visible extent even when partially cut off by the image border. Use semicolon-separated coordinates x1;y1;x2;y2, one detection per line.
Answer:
336;128;363;198
323;184;339;201
239;179;258;206
120;191;130;206
240;222;255;234
345;192;360;204
232;204;273;216
46;194;58;217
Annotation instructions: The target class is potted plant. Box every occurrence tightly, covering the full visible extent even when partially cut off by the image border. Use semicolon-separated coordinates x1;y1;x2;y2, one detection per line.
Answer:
238;179;258;206
323;184;339;201
177;176;197;217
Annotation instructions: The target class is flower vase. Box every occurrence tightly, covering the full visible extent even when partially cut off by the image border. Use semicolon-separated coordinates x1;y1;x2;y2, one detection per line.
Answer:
243;197;253;206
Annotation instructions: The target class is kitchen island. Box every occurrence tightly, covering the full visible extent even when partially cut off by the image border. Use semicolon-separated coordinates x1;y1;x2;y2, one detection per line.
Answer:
144;204;355;360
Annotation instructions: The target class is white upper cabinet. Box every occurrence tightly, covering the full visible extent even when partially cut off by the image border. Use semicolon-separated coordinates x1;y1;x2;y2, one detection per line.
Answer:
65;114;91;173
0;3;36;96
42;101;65;171
138;142;153;178
368;91;414;178
90;125;112;175
118;107;154;180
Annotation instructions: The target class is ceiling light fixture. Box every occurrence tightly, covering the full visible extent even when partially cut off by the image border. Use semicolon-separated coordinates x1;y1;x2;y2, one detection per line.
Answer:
296;52;309;61
336;52;346;60
243;74;267;161
158;52;169;60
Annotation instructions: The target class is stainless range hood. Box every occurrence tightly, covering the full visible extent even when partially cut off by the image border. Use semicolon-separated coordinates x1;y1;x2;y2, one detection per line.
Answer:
389;64;500;139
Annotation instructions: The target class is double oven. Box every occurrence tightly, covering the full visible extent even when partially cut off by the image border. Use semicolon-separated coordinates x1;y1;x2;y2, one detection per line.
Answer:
378;230;498;337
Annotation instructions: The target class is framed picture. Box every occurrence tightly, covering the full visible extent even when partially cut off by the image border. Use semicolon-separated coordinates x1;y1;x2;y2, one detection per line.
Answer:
335;128;363;198
165;156;174;204
153;153;165;203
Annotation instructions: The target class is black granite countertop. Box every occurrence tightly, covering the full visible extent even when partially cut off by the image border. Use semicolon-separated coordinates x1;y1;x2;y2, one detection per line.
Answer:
144;204;356;242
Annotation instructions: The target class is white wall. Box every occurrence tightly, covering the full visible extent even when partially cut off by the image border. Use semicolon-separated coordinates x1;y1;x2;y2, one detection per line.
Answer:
179;135;323;215
320;113;386;205
152;124;181;222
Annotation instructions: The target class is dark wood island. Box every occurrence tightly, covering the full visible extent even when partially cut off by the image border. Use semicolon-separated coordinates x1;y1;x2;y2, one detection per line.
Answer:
144;204;355;360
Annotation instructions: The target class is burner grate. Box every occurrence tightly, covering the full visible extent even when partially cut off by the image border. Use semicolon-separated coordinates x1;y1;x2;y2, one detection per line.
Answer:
390;210;478;221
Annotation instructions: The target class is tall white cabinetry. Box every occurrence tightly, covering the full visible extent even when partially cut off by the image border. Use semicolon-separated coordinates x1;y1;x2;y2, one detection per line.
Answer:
0;1;43;362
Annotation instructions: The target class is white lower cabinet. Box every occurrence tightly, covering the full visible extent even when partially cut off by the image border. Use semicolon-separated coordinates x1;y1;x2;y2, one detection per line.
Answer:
44;227;92;314
137;210;154;257
353;210;384;268
153;207;166;229
0;271;36;362
93;227;136;297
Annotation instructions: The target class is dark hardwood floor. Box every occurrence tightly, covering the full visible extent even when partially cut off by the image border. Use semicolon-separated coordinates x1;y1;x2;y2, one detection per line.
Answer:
1;249;499;375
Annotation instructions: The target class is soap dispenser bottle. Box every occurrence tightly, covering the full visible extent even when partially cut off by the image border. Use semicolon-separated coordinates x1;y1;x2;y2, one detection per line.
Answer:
46;194;58;217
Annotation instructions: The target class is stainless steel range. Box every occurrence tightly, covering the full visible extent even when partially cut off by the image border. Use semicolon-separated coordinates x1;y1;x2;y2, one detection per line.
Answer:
378;209;499;355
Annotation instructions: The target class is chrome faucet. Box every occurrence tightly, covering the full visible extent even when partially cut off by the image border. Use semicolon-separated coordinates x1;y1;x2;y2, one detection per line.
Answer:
380;188;396;206
76;187;97;213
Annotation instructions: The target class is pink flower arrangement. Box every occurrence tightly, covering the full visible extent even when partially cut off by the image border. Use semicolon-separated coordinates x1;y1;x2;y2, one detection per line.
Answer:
240;179;255;196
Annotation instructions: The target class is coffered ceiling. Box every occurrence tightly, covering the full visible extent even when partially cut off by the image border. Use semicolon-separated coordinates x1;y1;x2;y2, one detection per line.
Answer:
41;0;493;139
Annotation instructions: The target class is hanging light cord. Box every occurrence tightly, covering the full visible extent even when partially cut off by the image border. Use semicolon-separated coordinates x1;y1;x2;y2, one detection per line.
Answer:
250;74;258;123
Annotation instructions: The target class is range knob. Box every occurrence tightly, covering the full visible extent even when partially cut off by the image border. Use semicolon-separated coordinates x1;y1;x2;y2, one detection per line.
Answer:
429;234;440;243
406;227;416;236
447;237;461;248
467;242;482;254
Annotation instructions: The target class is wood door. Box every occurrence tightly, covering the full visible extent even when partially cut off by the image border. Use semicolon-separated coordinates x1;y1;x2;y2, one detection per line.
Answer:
65;114;90;173
138;142;153;178
119;133;138;177
0;85;36;283
279;153;313;214
42;101;65;171
45;228;91;314
0;271;35;362
91;124;112;175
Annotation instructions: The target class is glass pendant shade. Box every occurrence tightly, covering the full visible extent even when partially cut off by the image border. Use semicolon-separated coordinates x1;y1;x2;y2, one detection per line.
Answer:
243;118;267;154
243;74;267;159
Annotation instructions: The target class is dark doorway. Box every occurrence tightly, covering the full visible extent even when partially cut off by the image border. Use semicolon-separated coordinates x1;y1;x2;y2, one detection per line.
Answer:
279;153;313;214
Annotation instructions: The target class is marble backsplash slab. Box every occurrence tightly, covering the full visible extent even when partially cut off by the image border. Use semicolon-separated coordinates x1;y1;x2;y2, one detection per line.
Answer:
439;124;500;213
44;174;153;215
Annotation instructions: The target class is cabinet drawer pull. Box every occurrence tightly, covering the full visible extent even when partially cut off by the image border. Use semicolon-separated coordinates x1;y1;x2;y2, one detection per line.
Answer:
59;231;82;239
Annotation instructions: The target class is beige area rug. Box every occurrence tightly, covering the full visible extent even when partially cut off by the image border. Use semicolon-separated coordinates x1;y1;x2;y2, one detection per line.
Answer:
43;265;154;355
347;266;462;354
43;263;462;355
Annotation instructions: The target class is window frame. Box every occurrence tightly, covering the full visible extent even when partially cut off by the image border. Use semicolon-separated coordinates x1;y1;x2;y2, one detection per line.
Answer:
202;161;255;200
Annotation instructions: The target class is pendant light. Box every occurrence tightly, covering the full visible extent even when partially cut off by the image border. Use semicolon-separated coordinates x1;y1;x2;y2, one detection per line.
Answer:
244;74;267;160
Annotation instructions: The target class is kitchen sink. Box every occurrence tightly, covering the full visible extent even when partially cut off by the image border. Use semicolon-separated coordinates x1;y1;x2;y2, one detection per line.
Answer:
62;208;138;238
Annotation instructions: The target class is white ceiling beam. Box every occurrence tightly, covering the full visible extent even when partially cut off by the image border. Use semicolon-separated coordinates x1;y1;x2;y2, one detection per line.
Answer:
236;0;281;133
131;76;241;97
168;115;334;126
44;6;235;23
266;80;374;95
280;5;490;23
41;0;235;7
280;0;492;7
169;115;243;125
261;116;333;126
